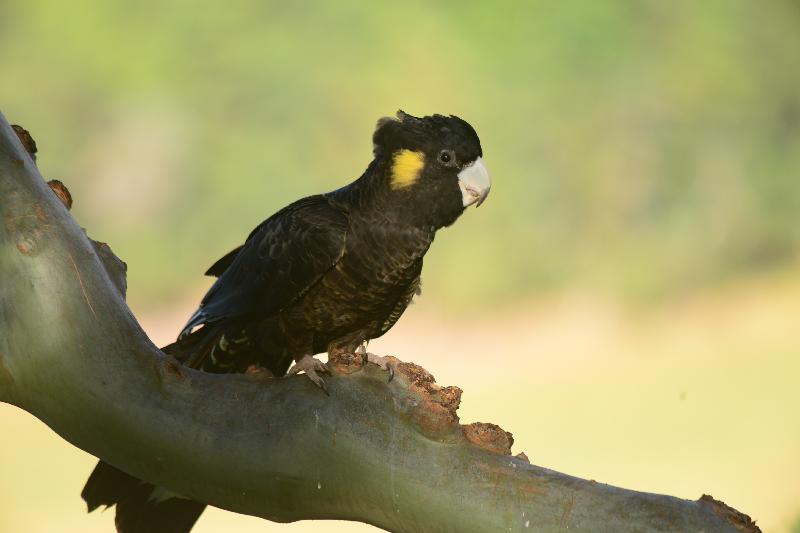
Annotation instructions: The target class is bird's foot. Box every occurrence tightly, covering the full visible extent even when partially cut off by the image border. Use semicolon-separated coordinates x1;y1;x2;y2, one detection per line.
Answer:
286;355;330;394
355;345;395;382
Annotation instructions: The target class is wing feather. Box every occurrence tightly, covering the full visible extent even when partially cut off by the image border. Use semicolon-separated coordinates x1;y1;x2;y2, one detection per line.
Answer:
181;195;348;337
204;246;244;277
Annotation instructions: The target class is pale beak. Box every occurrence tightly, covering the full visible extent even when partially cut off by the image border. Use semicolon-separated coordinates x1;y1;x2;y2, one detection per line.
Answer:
458;157;491;207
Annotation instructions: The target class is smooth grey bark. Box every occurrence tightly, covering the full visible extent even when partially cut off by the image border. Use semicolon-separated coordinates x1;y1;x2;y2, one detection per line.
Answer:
0;110;759;532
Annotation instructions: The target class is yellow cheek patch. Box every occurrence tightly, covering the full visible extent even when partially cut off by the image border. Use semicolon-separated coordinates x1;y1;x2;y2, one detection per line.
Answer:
390;149;425;190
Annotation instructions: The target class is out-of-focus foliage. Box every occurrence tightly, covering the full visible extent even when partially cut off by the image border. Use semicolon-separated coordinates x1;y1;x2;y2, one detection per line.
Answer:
1;0;799;311
3;4;800;531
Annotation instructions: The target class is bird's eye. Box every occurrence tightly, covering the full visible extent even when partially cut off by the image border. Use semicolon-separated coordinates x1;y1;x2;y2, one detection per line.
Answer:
438;150;455;165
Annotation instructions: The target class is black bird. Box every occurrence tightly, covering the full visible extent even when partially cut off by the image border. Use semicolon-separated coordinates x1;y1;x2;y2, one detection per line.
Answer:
81;110;491;533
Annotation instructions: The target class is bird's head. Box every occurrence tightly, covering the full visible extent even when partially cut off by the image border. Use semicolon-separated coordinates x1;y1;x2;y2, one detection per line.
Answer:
372;110;490;229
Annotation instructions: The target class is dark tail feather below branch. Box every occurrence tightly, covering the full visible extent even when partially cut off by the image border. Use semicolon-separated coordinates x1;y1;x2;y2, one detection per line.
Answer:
82;461;206;533
80;331;220;533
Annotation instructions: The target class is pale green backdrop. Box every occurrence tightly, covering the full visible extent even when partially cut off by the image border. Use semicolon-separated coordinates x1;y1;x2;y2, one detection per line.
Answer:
1;1;799;532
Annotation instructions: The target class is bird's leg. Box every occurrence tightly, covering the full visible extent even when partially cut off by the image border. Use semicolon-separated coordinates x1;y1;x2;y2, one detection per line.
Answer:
355;344;395;382
286;355;330;395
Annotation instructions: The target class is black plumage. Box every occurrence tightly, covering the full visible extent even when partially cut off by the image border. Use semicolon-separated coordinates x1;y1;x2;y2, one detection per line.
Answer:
82;110;488;533
82;463;205;533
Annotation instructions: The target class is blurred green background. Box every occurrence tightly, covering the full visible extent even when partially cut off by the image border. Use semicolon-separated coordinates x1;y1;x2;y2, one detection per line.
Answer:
1;1;799;532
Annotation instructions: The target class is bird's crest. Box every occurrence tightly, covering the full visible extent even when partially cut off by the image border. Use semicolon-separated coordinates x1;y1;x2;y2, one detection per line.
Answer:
373;109;419;157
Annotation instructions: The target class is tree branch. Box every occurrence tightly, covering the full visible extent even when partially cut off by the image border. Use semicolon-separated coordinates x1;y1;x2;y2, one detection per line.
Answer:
0;110;759;532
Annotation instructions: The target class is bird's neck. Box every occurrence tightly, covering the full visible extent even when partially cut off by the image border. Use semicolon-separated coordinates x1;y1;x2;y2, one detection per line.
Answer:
330;158;443;233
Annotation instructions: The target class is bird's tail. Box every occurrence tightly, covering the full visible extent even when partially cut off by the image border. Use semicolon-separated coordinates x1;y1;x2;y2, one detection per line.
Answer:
161;323;224;370
82;461;205;533
81;327;222;533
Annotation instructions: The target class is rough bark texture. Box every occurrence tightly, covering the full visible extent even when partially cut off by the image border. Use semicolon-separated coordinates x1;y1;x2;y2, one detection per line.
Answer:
0;111;760;532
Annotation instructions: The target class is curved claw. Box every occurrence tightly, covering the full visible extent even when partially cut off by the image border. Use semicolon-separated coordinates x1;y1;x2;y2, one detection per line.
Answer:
364;352;394;383
286;355;330;394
